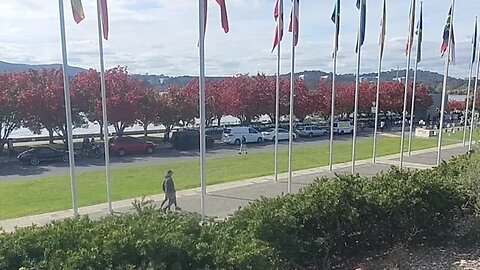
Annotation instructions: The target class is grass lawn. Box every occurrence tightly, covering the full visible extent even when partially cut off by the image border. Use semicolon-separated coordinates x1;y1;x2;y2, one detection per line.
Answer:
0;133;473;220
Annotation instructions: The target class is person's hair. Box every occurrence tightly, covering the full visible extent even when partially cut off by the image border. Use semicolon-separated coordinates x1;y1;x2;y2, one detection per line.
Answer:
167;170;173;175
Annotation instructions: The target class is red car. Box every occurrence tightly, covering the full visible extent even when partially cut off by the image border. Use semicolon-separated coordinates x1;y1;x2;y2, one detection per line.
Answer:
109;137;155;156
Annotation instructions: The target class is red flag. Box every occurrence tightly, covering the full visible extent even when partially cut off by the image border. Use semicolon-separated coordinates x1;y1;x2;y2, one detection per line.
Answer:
272;0;284;52
100;0;109;40
215;0;229;33
288;0;299;46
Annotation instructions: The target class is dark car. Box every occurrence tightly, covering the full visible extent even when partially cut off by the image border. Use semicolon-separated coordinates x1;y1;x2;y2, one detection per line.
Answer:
109;136;156;156
171;130;215;151
17;146;70;166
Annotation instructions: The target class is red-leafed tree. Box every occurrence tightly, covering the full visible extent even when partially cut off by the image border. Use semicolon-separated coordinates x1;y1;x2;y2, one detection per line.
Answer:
70;69;101;124
447;100;465;112
18;69;85;143
136;86;161;136
0;73;22;151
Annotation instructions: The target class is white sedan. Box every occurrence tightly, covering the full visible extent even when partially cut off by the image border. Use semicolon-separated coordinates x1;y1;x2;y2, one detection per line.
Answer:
261;128;297;141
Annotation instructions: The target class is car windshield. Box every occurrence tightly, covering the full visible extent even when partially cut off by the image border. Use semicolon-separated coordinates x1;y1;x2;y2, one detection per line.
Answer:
223;129;232;134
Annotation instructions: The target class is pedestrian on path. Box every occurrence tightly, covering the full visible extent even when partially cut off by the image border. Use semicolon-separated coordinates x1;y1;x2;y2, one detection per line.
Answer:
239;135;247;154
161;170;180;211
380;120;385;132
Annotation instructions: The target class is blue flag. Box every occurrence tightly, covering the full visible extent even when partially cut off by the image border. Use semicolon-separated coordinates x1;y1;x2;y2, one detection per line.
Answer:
416;2;423;63
356;0;366;53
472;18;478;64
331;0;340;53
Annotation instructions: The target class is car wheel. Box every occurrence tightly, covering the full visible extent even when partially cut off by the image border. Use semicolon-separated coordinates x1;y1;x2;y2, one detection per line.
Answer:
146;147;154;154
257;137;263;143
323;131;328;136
62;155;69;163
118;149;126;156
308;133;313;138
234;139;241;145
30;157;40;166
340;130;344;135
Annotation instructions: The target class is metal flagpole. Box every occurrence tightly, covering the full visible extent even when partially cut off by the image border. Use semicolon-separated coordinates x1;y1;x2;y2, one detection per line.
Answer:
352;0;365;174
287;0;297;193
96;0;112;213
329;0;339;172
198;0;207;219
437;0;455;165
400;0;415;169
274;0;282;182
469;36;480;151
373;0;386;164
57;0;78;217
463;17;477;146
408;1;422;156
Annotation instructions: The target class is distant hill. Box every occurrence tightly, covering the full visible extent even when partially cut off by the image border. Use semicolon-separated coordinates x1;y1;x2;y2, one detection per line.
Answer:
0;60;469;94
0;61;85;77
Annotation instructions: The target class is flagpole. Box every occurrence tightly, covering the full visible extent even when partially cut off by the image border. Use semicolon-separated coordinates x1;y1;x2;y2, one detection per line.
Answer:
58;0;78;217
400;0;415;169
437;0;455;166
329;2;339;172
198;0;207;219
274;1;282;182
463;17;477;147
372;39;383;164
287;0;297;193
352;5;363;175
469;36;480;151
96;0;112;213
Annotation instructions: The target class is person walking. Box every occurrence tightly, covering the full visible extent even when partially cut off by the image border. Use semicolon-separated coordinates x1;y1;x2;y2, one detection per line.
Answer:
380;120;385;132
239;135;247;154
161;170;180;211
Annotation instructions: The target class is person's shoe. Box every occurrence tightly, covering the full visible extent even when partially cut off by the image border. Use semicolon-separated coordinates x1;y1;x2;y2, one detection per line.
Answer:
175;207;182;211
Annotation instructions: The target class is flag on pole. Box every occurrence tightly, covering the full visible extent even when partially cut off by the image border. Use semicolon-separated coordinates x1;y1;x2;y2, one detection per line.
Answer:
356;0;366;53
331;0;340;53
441;6;455;63
70;0;85;24
379;0;387;59
472;18;478;64
405;0;416;55
416;2;423;63
272;0;284;52
215;0;230;33
99;0;109;40
288;0;300;46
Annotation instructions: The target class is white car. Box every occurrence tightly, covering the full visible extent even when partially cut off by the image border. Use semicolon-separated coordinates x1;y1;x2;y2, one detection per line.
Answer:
296;125;328;137
261;128;297;141
333;121;354;134
222;127;264;145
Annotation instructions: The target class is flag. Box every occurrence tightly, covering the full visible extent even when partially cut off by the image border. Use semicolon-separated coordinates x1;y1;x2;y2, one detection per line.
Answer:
355;0;366;53
100;0;109;40
379;0;387;59
70;0;85;24
472;18;478;64
441;6;455;64
215;0;229;33
416;2;423;62
405;0;416;55
272;0;284;52
331;0;340;53
288;0;300;46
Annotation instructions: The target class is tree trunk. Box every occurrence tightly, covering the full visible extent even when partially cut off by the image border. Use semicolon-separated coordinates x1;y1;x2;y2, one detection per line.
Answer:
143;123;148;137
217;118;221;127
163;126;171;142
48;128;55;144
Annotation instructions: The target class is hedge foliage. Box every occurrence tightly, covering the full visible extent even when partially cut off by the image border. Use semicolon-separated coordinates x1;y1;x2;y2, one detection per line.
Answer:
1;151;479;269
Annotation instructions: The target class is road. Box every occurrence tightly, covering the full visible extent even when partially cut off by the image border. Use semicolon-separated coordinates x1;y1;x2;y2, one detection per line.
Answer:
0;133;373;182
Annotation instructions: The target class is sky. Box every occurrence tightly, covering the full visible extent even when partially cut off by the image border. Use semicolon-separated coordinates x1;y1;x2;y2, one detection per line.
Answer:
0;0;479;78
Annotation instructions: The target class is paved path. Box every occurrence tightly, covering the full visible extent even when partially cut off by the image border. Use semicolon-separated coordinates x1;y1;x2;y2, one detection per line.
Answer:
0;143;468;232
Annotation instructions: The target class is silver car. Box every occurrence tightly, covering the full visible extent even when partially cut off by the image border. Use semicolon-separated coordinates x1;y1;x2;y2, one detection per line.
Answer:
296;125;328;138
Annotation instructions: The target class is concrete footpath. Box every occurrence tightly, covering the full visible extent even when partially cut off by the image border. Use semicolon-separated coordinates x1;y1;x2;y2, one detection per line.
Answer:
0;143;469;233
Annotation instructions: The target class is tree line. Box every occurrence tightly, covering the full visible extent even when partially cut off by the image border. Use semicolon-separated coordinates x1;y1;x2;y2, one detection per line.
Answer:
0;66;436;148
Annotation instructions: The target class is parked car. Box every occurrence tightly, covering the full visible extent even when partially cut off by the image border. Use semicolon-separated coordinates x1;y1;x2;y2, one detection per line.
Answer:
296;125;328;138
333;121;354;134
17;146;70;166
261;128;296;141
171;130;214;150
109;136;155;156
222;127;264;145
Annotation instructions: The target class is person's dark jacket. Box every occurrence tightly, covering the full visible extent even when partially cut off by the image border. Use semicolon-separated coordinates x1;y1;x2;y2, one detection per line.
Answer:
163;176;176;193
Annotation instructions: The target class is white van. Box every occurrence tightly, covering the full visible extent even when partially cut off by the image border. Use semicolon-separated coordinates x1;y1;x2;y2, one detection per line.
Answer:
222;127;264;145
333;121;354;134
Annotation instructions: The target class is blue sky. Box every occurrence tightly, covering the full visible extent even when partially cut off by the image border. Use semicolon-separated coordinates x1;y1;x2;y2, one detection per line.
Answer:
0;0;478;78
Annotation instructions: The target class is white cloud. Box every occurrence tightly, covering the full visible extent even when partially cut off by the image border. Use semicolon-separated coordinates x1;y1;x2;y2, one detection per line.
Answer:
0;0;478;78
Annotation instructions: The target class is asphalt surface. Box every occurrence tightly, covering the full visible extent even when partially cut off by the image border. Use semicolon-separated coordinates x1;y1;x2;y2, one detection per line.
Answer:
0;133;372;182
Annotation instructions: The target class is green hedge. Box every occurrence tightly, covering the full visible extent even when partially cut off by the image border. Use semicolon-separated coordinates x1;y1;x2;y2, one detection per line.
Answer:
1;151;479;269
